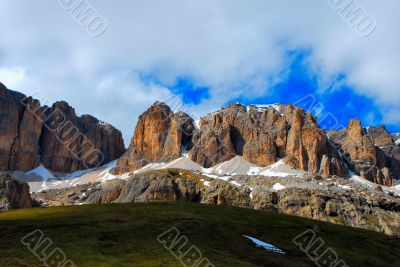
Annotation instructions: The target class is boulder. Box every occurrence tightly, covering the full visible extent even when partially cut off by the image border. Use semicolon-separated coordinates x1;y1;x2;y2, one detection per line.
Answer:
0;173;32;210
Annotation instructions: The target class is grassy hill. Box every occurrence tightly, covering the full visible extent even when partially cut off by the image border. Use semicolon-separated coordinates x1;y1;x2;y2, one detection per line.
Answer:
0;203;399;267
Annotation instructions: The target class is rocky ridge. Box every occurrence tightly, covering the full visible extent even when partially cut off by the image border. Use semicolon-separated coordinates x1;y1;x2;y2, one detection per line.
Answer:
114;102;348;179
32;169;400;235
0;82;125;173
329;120;400;186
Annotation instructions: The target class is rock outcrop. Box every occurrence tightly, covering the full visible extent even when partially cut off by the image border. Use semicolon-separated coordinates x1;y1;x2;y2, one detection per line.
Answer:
0;173;32;210
329;120;399;186
0;82;125;173
252;187;400;235
115;102;347;177
114;102;194;174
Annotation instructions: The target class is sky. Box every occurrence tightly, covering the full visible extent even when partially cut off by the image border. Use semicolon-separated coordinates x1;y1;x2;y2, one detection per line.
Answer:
0;0;399;146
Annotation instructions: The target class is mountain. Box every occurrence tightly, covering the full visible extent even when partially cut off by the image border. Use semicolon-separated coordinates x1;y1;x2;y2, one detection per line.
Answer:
0;82;125;173
113;101;400;187
2;84;399;188
113;102;348;179
1;94;398;236
329;121;400;186
114;101;195;174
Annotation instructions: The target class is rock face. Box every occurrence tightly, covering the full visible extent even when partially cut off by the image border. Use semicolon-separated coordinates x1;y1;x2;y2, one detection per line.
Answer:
329;120;399;186
0;82;125;173
115;102;347;177
0;83;44;171
39;102;126;173
192;103;346;177
0;173;32;210
114;102;194;174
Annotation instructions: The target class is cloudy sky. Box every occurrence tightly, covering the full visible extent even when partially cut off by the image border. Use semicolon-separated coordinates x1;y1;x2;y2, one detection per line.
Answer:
0;0;399;145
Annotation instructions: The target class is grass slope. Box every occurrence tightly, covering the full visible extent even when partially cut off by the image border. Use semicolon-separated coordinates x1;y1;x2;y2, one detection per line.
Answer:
0;203;399;267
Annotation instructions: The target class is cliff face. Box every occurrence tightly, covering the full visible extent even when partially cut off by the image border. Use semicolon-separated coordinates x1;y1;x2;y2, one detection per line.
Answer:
329;120;399;186
0;82;125;173
0;83;44;171
190;103;346;177
39;102;126;173
115;102;347;177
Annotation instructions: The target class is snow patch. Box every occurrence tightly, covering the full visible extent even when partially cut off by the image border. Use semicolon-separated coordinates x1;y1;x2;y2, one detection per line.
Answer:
243;235;286;255
337;184;352;190
349;172;374;188
63;168;94;179
181;144;189;158
260;160;302;177
160;157;204;172
249;104;283;116
206;156;261;176
249;187;254;199
230;180;241;187
98;160;123;182
194;119;200;129
27;165;54;181
272;183;285;191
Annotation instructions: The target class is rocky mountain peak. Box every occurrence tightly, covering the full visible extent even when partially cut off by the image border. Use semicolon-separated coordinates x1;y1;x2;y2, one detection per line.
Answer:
148;101;172;113
0;82;6;91
0;83;125;173
80;114;100;125
347;119;365;137
113;102;195;174
367;125;394;147
329;119;399;186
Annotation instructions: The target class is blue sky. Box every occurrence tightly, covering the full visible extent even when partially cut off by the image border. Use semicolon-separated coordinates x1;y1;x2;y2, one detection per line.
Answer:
234;51;397;132
0;1;399;143
170;77;210;105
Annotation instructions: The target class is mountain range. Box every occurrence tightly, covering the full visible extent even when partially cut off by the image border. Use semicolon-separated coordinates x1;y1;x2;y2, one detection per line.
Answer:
1;82;400;236
113;100;400;187
3;81;399;188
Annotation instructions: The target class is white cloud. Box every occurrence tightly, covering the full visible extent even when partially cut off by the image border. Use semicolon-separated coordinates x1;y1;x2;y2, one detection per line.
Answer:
0;67;25;89
0;0;399;143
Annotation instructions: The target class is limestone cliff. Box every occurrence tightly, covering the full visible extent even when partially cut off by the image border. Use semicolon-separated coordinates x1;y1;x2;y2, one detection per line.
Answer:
0;82;125;173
